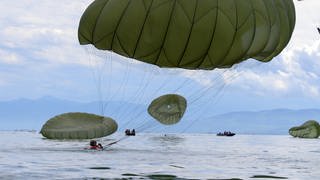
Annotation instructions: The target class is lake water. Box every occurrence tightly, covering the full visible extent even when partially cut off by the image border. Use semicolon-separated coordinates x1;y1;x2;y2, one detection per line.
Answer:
0;131;319;179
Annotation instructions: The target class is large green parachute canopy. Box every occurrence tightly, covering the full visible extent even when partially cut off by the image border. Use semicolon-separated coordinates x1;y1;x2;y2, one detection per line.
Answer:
78;0;295;69
289;120;320;139
148;94;187;125
40;112;118;139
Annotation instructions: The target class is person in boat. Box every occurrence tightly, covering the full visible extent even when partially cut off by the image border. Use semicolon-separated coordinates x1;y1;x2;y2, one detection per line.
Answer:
131;129;135;136
89;140;103;150
125;129;136;136
125;129;130;135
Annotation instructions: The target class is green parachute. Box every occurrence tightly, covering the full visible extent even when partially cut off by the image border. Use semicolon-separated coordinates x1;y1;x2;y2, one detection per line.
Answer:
40;112;118;139
148;94;187;125
289;120;320;139
78;0;295;69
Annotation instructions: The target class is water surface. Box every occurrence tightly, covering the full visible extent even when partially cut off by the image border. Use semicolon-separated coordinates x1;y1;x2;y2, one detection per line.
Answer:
0;131;318;179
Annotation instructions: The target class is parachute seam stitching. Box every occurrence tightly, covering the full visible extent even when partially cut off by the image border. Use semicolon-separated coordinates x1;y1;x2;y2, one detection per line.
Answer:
217;0;239;67
179;54;207;68
153;0;177;66
288;0;295;31
197;3;219;69
137;47;162;59
93;32;114;45
177;0;199;67
115;34;130;56
272;0;291;57
135;0;171;59
257;0;273;60
261;0;281;60
151;0;171;11
243;0;257;60
193;6;216;23
110;0;132;51
176;0;192;23
92;0;110;44
237;12;254;30
142;0;148;10
133;0;154;57
162;49;176;67
79;31;93;44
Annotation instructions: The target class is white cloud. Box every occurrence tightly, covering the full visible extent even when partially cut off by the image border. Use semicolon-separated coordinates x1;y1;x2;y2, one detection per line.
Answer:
0;0;320;106
0;0;91;65
0;49;23;65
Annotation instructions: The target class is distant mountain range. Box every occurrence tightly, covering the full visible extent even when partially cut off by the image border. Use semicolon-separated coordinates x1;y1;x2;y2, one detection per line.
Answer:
1;96;319;135
197;109;320;134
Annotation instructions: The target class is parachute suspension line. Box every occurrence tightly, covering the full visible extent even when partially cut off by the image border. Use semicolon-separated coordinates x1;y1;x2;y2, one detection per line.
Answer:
121;70;188;133
106;56;131;117
142;122;163;133
181;75;237;133
85;46;109;116
137;120;162;133
117;65;157;129
101;51;114;115
176;69;232;132
121;69;184;133
182;61;264;133
118;75;157;130
173;77;193;93
133;70;194;133
135;118;156;132
187;69;228;102
107;118;159;147
188;66;244;115
120;72;174;130
109;59;132;115
188;69;235;106
181;71;241;133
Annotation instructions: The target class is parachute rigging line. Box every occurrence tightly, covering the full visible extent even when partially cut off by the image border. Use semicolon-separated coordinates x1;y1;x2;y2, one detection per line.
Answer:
182;62;264;133
84;46;109;116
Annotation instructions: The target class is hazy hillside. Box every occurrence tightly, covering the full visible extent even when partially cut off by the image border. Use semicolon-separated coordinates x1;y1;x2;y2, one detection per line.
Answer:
1;97;319;134
0;96;146;130
196;109;320;134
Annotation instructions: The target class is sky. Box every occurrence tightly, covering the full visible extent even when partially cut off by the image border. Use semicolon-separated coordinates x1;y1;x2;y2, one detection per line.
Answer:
0;0;320;113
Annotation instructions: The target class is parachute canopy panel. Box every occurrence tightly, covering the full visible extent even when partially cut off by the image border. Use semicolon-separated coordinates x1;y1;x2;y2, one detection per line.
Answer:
78;0;295;70
40;112;118;139
148;94;187;125
289;120;320;139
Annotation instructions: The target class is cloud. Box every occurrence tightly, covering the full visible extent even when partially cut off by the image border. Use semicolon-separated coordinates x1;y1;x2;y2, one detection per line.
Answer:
229;42;320;98
0;0;91;66
0;49;24;65
0;0;319;108
193;1;320;99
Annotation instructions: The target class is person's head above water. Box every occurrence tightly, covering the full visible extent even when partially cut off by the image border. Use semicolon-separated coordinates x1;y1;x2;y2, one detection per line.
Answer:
90;140;97;146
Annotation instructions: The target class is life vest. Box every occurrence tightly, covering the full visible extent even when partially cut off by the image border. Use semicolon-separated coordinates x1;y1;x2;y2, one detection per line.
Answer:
89;145;101;150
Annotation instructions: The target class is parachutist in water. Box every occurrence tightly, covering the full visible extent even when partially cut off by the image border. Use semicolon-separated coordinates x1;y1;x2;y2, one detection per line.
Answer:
98;143;103;149
89;140;103;150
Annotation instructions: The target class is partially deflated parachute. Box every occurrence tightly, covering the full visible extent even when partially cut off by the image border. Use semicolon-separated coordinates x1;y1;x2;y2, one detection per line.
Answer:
289;120;320;139
78;0;295;69
40;112;118;139
148;94;187;125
